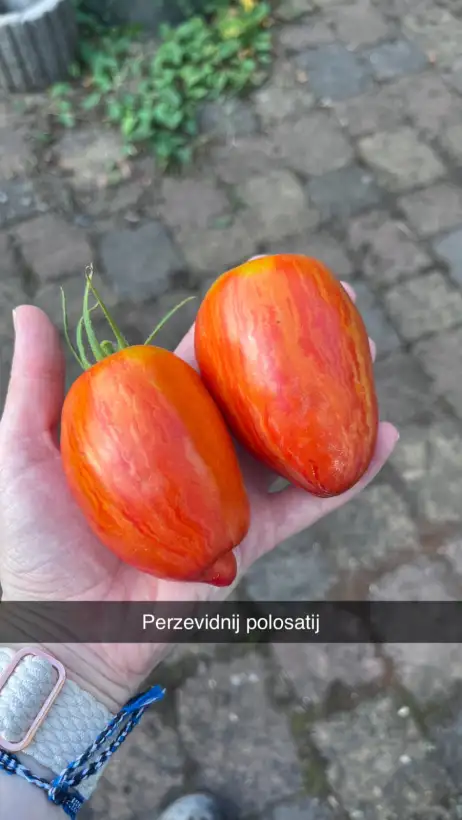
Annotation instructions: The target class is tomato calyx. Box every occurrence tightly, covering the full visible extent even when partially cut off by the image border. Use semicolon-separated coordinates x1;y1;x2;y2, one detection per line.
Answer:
61;265;195;371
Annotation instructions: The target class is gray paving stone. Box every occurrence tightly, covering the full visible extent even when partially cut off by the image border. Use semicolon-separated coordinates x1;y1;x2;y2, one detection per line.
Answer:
399;184;462;238
177;654;304;814
353;280;401;355
34;272;119;335
0;123;36;181
208;136;277;186
55;127;124;190
13;215;92;281
404;6;462;71
363;39;428;81
0;179;47;227
316;484;419;576
307;166;383;220
276;0;316;20
99;222;183;302
370;559;462;706
397;72;462;136
160;176;230;232
253;78;315;125
277;18;335;51
246;529;336;602
414;327;462;420
295;44;374;101
78;180;143;218
313;696;453;819
87;712;185;819
265;231;354;278
270;797;344;820
383;271;462;342
439;122;462;165
374;350;436;426
272;112;354;176
334;83;407;137
238;169;320;242
390;418;462;524
198;98;259;139
347;211;430;286
128;288;198;353
273;640;384;706
176;218;257;277
358;128;446;192
432;227;462;285
431;709;462;793
329;0;390;48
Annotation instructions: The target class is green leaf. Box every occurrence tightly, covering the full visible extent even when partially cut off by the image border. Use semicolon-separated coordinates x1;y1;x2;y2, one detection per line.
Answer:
81;92;102;110
50;82;72;98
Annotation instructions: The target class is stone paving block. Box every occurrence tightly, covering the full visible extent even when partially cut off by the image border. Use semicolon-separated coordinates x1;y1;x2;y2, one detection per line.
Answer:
352;281;401;355
328;0;390;48
277;18;335;51
276;0;317;21
177;654;304;815
414;327;462;420
78;180;144;219
272;112;354;176
246;529;336;602
55;127;124;190
239;169;320;243
160;176;230;232
404;6;462;71
13;215;92;281
0;179;47;227
34;273;119;334
198;98;259;140
374;350;436;426
87;712;185;819
399;184;462;238
398;72;462;136
347;211;430;286
0;124;36;180
176;218;257;277
370;559;462;706
316;484;418;575
362;38;428;81
208;136;277;186
131;288;198;353
273;640;384;706
439;122;462;165
383;271;462;342
358;128;445;192
294;44;374;101
0;233;26;408
313;696;454;819
270;796;344;820
307;166;383;221
99;221;183;301
334;84;407;137
432;227;462;285
254;79;315;125
265;231;354;278
390;418;462;524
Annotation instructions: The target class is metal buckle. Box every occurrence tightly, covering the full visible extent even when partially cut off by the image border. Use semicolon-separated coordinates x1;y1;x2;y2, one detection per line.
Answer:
0;647;66;753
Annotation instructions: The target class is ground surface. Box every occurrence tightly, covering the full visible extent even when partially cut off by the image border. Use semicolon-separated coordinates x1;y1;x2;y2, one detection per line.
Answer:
2;0;462;817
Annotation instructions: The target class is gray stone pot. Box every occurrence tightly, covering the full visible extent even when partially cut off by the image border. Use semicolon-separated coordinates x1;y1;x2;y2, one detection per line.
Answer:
81;0;209;31
0;0;77;92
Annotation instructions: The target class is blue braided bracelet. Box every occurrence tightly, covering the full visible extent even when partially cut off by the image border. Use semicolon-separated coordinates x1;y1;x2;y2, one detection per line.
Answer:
0;684;166;818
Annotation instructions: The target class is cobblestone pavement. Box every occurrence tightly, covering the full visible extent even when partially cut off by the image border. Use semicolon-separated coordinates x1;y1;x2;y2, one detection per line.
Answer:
3;0;462;817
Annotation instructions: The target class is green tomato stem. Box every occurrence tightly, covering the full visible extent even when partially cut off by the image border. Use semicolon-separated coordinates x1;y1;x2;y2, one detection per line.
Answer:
61;267;196;372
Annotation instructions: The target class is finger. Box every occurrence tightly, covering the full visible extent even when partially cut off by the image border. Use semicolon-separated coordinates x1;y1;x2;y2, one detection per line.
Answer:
341;280;356;303
369;338;376;361
1;306;65;440
264;421;399;549
174;323;198;370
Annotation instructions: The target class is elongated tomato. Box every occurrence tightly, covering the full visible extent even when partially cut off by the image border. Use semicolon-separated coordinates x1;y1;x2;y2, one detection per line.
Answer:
194;254;378;497
61;345;250;585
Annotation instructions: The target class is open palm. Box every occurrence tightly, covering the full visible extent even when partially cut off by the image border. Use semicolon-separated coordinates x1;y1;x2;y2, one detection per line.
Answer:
0;282;398;706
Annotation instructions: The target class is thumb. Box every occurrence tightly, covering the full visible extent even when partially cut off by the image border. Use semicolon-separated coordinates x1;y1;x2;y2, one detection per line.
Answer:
1;306;65;440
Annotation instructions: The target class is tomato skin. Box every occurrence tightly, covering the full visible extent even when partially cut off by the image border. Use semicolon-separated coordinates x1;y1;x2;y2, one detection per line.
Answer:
194;254;379;498
60;345;250;585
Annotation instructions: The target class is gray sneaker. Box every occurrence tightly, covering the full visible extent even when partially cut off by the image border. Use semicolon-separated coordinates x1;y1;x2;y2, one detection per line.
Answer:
156;792;236;820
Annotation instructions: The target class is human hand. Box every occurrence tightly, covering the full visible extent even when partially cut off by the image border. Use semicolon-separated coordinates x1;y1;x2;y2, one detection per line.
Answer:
0;279;398;713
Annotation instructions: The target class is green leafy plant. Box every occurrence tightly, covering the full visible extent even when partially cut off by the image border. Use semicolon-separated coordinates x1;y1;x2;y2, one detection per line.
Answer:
49;0;273;169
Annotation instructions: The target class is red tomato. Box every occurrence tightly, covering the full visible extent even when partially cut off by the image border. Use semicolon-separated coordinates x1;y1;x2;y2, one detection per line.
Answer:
194;254;378;498
60;345;250;586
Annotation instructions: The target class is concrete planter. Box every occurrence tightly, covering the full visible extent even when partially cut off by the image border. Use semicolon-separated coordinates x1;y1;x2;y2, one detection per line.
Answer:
0;0;77;92
81;0;209;31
